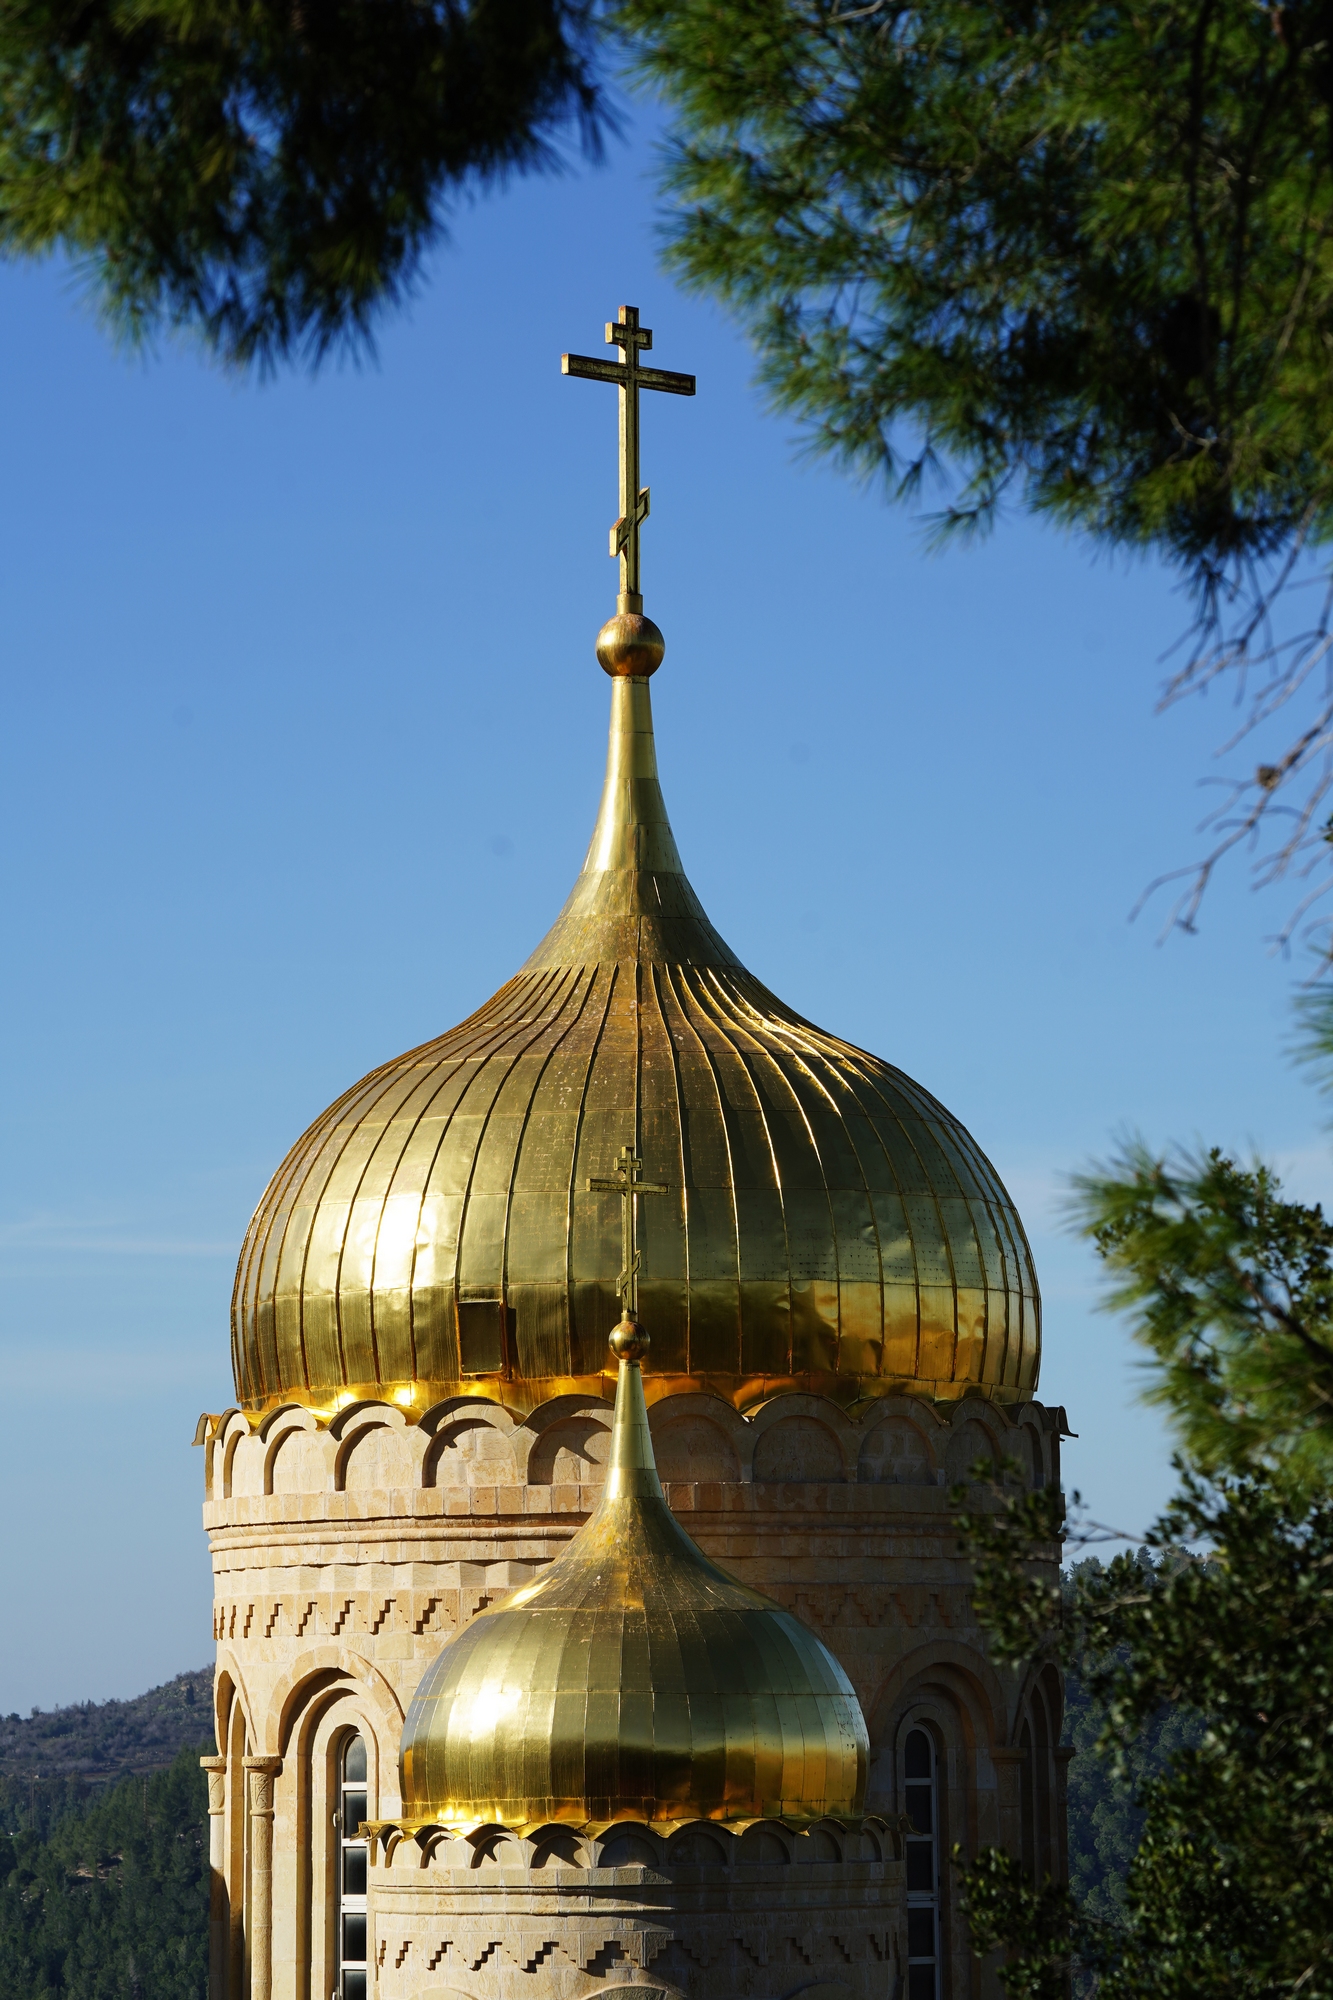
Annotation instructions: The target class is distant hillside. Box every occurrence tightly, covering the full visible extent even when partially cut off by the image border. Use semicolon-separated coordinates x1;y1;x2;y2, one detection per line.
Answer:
0;1671;213;1789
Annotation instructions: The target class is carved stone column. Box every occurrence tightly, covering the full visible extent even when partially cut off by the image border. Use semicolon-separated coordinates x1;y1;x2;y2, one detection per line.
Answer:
201;1756;229;2000
244;1756;283;2000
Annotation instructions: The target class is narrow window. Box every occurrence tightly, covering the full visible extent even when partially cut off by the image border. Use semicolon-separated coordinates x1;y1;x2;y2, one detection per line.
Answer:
338;1735;368;2000
904;1728;940;2000
1019;1719;1035;1881
1032;1696;1051;1880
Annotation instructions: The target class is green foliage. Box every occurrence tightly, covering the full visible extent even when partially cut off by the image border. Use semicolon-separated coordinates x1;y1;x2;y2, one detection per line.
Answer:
1061;1570;1202;1923
0;0;607;366
1072;1143;1333;1494
953;1073;1333;1995
955;1468;1333;1998
0;1746;210;1998
619;0;1333;594
952;1473;1065;1663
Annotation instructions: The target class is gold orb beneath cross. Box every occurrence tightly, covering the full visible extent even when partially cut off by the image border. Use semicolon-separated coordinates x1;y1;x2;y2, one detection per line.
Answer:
596;611;664;677
608;1316;650;1363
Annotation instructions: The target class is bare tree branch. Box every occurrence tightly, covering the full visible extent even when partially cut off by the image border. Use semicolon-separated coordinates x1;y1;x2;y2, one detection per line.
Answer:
1136;519;1333;971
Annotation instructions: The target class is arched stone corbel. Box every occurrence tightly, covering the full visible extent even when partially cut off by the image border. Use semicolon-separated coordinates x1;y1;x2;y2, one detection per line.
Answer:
328;1400;408;1491
745;1391;862;1483
511;1395;612;1484
853;1396;946;1486
217;1410;256;1500
647;1390;751;1484
419;1401;523;1490
195;1409;237;1500
258;1405;320;1494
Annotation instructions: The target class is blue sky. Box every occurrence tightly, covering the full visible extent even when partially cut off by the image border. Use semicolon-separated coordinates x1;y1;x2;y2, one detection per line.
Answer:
0;107;1327;1715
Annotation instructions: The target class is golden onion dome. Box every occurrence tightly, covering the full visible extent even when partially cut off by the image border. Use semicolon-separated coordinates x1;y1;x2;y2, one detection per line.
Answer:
232;653;1040;1418
396;1322;869;1833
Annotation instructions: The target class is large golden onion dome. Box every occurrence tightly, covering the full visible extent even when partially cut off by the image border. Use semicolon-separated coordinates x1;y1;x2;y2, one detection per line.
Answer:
232;657;1040;1419
396;1325;869;1833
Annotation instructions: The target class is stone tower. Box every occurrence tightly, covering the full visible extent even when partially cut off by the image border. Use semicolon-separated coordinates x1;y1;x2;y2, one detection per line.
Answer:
197;306;1068;2000
368;1314;899;2000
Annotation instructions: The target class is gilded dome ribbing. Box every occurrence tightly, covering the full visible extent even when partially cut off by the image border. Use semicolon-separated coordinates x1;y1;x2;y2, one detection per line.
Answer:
232;673;1040;1417
396;1331;869;1833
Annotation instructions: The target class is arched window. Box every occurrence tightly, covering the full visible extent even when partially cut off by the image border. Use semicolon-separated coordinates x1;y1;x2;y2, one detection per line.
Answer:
904;1728;940;2000
338;1735;368;2000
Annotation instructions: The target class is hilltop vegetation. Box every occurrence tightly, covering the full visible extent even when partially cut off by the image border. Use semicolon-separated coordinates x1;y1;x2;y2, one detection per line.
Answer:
0;1670;212;1795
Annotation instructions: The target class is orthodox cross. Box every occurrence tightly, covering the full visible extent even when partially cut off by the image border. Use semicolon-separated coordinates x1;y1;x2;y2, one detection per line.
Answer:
586;1145;669;1320
562;306;696;614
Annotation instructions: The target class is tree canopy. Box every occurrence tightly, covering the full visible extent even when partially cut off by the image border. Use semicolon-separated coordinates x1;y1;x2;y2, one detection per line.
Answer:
1073;1143;1333;1495
616;0;1333;948
1060;1563;1204;1929
0;1747;210;1999
958;1474;1333;2000
0;0;607;367
623;0;1333;576
949;1007;1333;1996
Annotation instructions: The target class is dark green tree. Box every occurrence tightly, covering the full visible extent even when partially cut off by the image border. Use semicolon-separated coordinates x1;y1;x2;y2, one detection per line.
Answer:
950;1113;1333;1997
0;0;608;367
0;1746;210;1998
616;0;1333;945
1073;1142;1333;1495
956;1473;1333;2000
1061;1559;1202;1925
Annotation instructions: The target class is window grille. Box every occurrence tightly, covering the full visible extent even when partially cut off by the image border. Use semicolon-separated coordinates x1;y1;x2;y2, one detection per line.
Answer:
904;1728;940;2000
337;1735;368;2000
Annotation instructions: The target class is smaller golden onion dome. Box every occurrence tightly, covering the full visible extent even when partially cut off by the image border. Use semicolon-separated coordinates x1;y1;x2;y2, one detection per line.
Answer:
398;1323;869;1833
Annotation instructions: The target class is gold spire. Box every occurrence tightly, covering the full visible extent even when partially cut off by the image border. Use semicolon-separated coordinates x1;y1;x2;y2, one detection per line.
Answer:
396;1325;869;1832
521;672;741;969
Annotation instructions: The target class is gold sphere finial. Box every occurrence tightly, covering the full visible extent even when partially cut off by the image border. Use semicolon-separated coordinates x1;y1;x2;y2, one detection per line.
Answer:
596;612;665;678
608;1315;650;1363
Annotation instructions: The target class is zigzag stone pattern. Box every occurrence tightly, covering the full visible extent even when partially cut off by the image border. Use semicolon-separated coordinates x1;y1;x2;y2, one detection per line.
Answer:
370;1820;900;2000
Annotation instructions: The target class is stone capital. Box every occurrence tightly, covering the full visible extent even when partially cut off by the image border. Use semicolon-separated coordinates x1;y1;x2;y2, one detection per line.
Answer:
200;1754;227;1815
243;1754;283;1815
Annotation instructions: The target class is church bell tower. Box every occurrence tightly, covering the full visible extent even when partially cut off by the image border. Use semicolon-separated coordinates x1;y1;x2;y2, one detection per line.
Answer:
197;305;1069;2000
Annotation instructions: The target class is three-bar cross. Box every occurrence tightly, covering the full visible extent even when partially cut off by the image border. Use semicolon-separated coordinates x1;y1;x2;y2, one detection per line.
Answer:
586;1145;669;1322
562;307;695;614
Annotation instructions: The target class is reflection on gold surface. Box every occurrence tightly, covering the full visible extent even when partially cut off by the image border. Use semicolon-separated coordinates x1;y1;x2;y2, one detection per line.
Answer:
394;1329;868;1834
233;672;1040;1419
